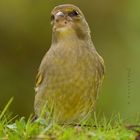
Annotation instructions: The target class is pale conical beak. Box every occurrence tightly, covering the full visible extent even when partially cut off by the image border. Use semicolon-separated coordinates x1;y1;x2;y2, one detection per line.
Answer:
55;11;65;22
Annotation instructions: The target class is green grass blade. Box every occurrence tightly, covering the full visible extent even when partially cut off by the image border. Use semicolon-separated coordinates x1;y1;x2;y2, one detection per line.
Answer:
0;97;14;120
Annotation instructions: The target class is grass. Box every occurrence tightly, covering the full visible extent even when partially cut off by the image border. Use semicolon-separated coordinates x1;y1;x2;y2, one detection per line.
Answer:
0;98;139;140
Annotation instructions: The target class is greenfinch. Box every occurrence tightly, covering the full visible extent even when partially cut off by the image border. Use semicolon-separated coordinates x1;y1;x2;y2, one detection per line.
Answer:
34;4;104;125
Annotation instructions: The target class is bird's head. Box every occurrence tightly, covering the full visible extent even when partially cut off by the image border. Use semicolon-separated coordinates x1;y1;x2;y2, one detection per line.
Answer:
51;4;91;43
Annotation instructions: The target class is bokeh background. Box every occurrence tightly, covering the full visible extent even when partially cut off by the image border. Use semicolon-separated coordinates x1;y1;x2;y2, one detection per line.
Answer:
0;0;140;123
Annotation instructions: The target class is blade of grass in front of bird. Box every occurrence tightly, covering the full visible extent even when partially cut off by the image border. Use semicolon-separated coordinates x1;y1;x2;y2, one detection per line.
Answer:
0;97;13;121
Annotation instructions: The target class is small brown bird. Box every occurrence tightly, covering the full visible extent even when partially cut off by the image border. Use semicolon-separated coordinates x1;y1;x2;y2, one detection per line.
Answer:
34;4;104;125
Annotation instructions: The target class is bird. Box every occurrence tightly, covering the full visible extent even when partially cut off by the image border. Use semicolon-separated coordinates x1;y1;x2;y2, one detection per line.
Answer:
34;4;105;125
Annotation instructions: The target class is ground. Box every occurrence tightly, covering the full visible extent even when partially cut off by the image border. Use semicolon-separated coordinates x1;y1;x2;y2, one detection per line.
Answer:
0;98;138;140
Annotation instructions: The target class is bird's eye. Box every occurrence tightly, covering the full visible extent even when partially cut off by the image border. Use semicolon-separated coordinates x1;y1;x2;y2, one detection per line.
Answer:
68;10;79;17
51;15;55;21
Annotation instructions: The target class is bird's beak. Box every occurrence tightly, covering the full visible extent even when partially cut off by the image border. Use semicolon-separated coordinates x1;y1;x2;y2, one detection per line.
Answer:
55;11;65;22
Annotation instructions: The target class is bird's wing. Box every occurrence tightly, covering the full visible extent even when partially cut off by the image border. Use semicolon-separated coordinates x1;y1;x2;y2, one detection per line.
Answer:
97;54;105;79
35;71;43;93
95;53;105;99
34;51;49;94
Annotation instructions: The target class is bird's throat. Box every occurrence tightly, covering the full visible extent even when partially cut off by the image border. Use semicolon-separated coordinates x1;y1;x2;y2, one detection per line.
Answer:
52;23;91;45
52;26;78;43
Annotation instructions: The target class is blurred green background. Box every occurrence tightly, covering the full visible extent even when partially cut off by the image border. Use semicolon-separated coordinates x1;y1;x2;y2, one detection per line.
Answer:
0;0;140;122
